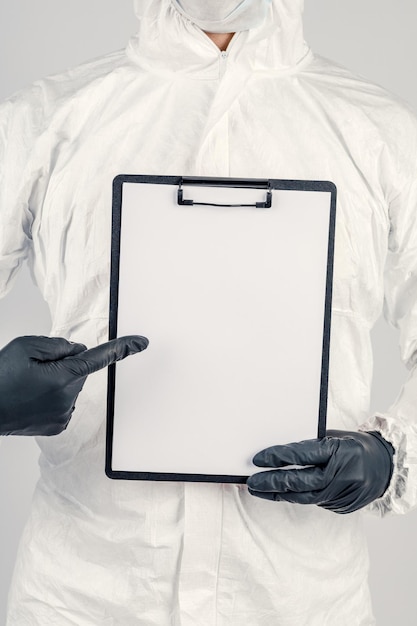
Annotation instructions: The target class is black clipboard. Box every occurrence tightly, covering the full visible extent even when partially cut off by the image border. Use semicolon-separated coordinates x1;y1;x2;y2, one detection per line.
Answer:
106;175;336;483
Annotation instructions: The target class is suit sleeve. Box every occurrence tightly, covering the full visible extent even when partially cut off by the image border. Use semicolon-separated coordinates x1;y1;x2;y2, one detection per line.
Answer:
359;147;417;515
0;87;44;299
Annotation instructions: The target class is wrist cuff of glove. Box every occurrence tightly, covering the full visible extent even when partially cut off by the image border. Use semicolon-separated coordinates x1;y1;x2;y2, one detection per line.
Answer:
366;430;395;494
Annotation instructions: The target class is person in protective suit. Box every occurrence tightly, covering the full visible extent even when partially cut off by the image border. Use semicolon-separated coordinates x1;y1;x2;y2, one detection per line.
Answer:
1;0;416;623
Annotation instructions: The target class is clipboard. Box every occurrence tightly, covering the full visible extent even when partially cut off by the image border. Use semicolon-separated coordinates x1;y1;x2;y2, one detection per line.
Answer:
106;175;337;483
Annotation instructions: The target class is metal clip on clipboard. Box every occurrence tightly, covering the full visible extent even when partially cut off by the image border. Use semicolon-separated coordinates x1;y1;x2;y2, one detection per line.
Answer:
177;177;273;209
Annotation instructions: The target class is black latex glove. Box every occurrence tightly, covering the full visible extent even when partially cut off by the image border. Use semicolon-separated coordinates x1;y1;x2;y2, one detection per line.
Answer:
246;429;394;514
0;335;149;436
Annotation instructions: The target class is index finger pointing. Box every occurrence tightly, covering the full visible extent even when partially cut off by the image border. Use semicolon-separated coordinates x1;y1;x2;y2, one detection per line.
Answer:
62;335;149;378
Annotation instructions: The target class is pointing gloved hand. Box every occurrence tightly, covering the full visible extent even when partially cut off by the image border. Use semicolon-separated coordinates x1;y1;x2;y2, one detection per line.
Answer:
0;335;149;436
247;429;394;514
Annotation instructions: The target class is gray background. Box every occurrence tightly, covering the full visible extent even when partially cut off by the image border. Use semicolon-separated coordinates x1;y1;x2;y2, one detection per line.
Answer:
0;0;416;623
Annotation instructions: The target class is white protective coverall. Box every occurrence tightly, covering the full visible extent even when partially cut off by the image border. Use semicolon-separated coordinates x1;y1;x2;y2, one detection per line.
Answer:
1;0;417;624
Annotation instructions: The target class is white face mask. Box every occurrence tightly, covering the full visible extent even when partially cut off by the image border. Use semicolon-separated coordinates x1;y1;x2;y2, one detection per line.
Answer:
172;0;273;33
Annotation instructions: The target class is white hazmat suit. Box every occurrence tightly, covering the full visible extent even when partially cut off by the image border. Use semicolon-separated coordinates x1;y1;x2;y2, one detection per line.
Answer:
1;0;417;623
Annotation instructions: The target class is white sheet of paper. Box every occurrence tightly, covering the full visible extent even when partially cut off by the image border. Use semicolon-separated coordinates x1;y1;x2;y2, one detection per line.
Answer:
110;181;332;477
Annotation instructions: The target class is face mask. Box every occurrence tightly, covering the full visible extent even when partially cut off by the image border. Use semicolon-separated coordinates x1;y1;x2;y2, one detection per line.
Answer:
172;0;273;33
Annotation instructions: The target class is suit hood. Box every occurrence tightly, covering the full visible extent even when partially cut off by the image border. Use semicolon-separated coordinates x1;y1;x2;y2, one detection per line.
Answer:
129;0;310;78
